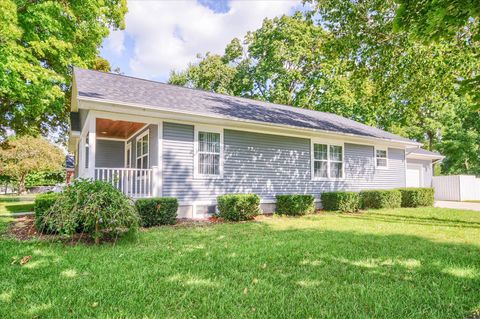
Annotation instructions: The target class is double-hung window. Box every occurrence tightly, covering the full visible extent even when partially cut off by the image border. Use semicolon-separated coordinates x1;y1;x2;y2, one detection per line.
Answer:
375;147;388;169
312;140;344;179
195;126;223;178
136;131;149;169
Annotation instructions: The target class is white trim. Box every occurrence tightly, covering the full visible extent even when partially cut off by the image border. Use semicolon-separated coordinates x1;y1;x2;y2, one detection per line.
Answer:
78;99;422;147
156;121;163;197
124;142;132;168
194;124;224;179
135;130;150;169
374;146;389;170
310;138;345;181
87;115;96;178
97;136;128;142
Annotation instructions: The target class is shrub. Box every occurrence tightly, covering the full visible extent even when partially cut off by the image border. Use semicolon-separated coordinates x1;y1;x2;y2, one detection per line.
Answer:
398;188;435;207
34;192;60;233
321;191;360;213
217;194;261;221
135;197;178;227
275;194;315;216
360;189;401;209
45;179;139;243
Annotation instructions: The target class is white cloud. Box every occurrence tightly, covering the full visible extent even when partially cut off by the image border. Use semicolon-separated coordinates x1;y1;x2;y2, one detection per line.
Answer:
107;0;301;80
104;30;125;56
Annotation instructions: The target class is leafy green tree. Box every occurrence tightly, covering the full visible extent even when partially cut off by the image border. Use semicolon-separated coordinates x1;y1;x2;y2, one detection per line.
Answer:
0;136;64;194
170;4;480;174
393;0;480;109
0;0;127;140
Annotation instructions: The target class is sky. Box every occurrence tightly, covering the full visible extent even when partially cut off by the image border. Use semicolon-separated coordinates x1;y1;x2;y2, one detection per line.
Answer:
100;0;304;82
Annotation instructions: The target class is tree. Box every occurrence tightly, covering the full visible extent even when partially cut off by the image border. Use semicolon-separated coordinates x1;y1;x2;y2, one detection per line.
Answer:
0;136;64;194
0;0;127;141
169;4;480;174
393;0;480;109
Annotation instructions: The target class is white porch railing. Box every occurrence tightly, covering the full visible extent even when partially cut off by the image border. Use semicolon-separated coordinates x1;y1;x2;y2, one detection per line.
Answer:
94;168;153;198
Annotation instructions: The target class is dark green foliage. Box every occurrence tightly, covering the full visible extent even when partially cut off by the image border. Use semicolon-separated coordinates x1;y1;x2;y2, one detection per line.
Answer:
34;192;60;233
275;194;315;216
135;197;178;227
360;189;402;209
321;191;360;213
45;179;139;243
398;188;435;208
26;171;65;187
217;194;261;221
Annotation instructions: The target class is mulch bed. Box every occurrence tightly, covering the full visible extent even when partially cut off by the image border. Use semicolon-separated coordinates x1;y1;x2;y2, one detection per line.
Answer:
6;215;41;241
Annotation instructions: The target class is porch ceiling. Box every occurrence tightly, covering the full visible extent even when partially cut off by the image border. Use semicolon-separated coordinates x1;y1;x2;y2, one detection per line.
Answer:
96;118;145;139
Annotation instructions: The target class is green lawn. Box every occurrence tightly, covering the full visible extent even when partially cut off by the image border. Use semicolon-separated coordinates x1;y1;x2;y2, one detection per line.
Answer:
1;208;479;318
0;195;35;215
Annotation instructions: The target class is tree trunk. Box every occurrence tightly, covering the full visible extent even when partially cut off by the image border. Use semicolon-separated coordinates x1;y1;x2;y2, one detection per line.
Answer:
17;174;27;195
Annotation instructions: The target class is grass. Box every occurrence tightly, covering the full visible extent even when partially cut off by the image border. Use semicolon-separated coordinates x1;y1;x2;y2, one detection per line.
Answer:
1;207;479;318
0;195;35;215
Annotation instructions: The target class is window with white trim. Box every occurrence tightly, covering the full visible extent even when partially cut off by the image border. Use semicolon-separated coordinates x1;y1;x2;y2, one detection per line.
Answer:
197;131;221;176
312;142;344;179
375;147;388;168
136;131;149;169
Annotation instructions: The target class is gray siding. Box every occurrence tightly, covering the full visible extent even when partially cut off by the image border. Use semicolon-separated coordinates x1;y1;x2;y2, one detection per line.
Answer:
407;158;433;186
128;124;159;168
162;122;406;202
95;139;124;168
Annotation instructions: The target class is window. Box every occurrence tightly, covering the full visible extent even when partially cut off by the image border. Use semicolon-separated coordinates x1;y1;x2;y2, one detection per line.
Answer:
195;126;223;178
375;147;388;168
136;131;149;169
312;141;344;179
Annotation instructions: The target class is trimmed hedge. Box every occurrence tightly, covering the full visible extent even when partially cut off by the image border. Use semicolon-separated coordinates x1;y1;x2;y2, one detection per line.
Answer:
321;191;360;213
34;192;60;233
360;189;401;209
275;194;315;216
217;194;261;221
398;188;435;207
135;197;178;227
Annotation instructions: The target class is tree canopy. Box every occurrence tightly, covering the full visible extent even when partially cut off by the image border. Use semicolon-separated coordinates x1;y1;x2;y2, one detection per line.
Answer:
169;1;480;175
0;0;127;141
0;136;65;194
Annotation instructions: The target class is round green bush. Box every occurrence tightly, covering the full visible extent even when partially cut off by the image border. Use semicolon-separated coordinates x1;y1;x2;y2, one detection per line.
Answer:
45;179;139;243
321;191;360;213
360;189;401;209
217;194;261;221
275;194;315;216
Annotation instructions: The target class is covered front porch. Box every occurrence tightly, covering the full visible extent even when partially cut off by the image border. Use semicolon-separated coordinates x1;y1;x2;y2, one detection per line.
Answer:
75;112;161;198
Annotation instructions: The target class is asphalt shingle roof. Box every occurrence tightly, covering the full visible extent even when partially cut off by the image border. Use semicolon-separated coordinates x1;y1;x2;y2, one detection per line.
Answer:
407;148;444;158
74;68;417;144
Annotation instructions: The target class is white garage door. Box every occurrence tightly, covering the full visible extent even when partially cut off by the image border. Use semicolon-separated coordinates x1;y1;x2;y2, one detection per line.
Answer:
406;164;422;187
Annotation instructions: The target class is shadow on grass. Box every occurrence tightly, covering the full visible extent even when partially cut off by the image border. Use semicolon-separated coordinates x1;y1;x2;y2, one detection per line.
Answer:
2;203;34;214
1;220;479;318
339;212;480;229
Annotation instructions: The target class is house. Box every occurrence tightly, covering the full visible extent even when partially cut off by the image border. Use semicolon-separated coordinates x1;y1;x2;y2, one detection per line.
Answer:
68;68;444;218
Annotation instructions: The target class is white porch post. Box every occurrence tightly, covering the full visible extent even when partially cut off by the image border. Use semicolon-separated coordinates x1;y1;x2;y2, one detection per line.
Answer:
87;115;96;178
152;121;163;197
78;135;85;177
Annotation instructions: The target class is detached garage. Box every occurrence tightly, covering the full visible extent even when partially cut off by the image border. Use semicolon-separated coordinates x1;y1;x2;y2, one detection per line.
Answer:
405;148;444;187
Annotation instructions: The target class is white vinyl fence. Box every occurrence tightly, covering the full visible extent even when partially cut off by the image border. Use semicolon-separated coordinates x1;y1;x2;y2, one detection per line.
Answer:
432;175;480;201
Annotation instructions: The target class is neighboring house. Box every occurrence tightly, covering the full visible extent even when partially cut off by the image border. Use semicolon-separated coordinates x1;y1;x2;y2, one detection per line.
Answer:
68;68;443;218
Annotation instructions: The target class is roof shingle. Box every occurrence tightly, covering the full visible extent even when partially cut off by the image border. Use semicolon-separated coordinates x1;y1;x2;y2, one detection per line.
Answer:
74;68;417;144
